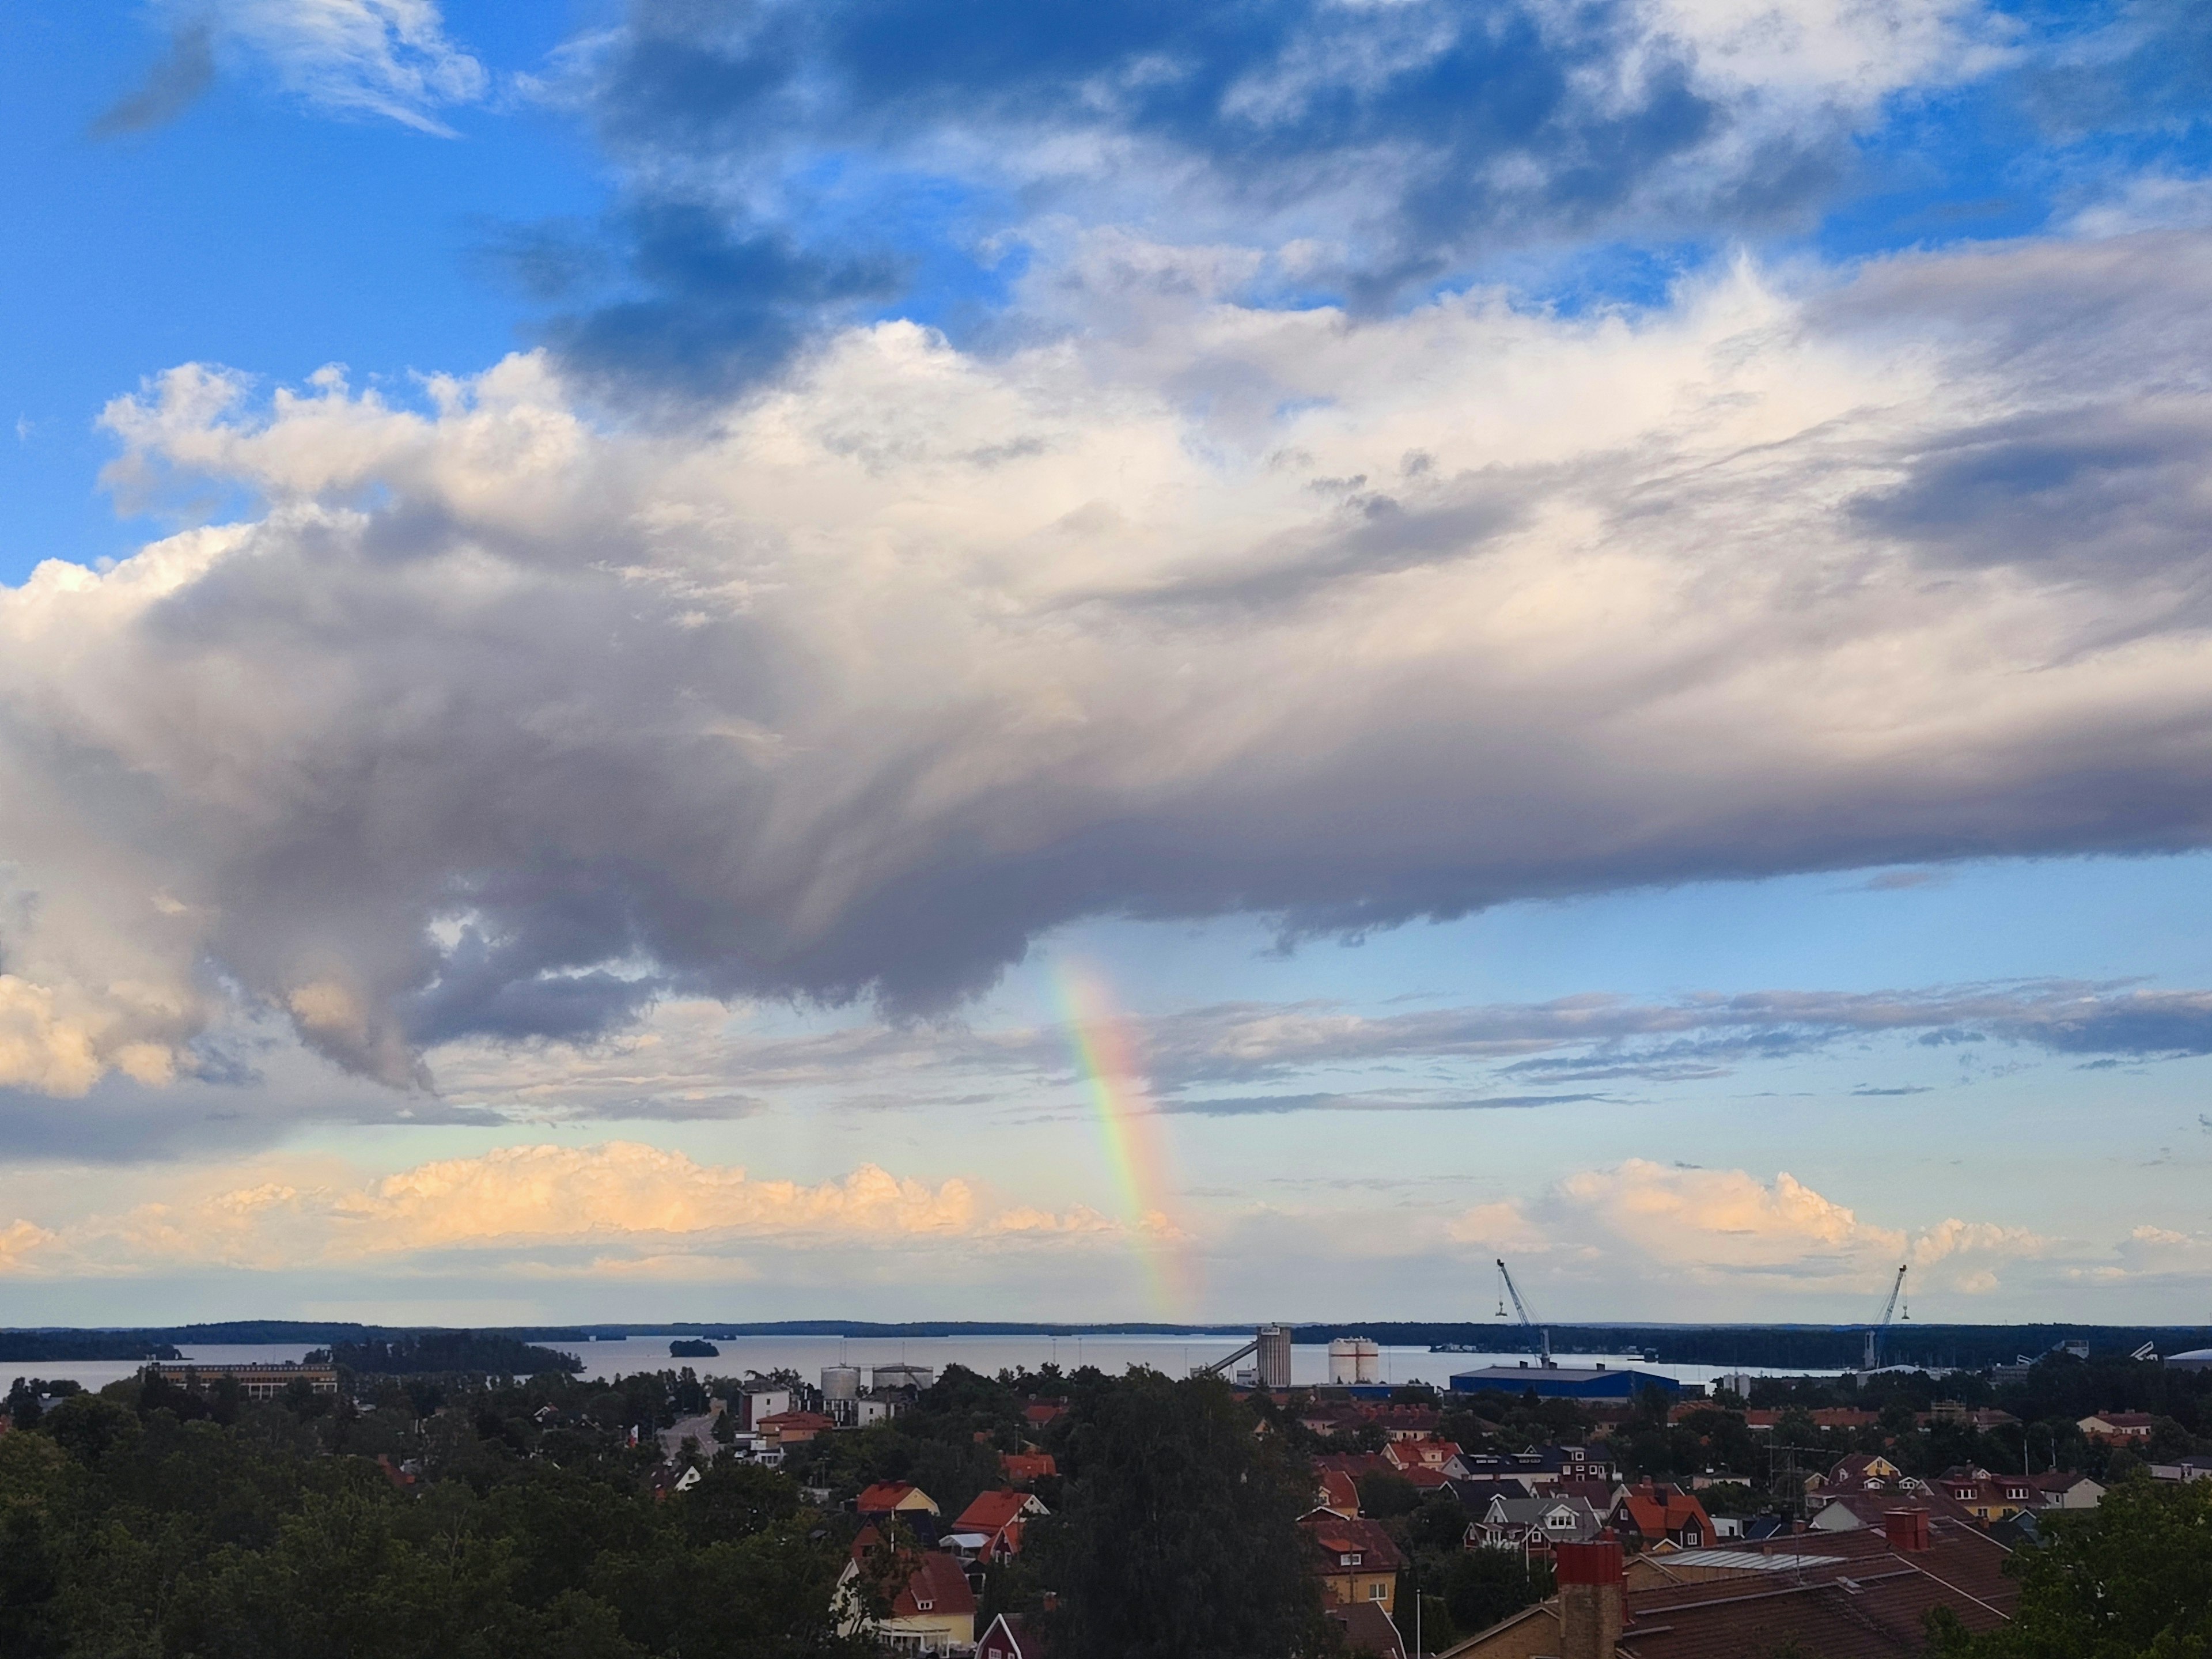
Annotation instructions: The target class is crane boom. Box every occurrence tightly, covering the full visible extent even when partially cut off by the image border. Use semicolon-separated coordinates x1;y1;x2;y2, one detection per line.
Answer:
1862;1264;1908;1371
1495;1258;1553;1365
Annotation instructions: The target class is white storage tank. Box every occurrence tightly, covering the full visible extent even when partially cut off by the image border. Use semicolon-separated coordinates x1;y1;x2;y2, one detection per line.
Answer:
1330;1337;1381;1385
821;1364;861;1400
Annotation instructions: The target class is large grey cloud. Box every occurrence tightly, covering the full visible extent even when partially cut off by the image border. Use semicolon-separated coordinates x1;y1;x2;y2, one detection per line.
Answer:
6;222;2212;1100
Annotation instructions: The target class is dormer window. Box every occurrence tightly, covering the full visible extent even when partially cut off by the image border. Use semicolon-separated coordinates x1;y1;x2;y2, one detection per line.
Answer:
915;1600;933;1612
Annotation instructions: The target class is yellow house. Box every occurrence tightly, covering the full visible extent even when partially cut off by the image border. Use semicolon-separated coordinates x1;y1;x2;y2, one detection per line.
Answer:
1301;1514;1403;1616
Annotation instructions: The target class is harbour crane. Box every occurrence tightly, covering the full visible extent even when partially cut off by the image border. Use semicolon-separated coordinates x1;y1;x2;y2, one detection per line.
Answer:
1495;1257;1555;1368
1862;1264;1908;1372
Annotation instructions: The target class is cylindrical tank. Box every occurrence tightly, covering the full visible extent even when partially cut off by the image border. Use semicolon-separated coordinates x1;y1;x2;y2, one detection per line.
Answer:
1330;1336;1382;1384
821;1364;861;1400
1328;1338;1359;1385
1256;1324;1294;1391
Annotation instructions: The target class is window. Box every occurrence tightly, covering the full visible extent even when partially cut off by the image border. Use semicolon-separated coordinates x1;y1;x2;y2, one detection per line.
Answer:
1369;1584;1388;1600
914;1600;933;1612
1548;1512;1573;1528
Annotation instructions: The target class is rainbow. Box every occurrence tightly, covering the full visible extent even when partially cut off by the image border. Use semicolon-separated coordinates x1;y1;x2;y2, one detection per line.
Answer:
1053;960;1192;1316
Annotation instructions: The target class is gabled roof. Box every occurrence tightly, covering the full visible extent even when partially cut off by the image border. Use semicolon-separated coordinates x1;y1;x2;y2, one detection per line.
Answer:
892;1550;977;1621
957;1488;1046;1533
1326;1599;1408;1658
1001;1450;1057;1483
857;1481;941;1515
1614;1482;1714;1539
979;1612;1048;1659
1300;1514;1406;1573
1315;1469;1362;1516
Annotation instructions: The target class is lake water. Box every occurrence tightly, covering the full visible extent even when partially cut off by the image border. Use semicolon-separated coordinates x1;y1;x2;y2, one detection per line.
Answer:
6;1333;1836;1393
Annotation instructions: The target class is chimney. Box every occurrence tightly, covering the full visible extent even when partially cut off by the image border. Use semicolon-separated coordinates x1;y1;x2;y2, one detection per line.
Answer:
1884;1509;1930;1552
1554;1540;1624;1659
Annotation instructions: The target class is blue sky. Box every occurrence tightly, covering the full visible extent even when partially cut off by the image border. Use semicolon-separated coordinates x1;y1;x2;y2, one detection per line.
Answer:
1;0;2210;1327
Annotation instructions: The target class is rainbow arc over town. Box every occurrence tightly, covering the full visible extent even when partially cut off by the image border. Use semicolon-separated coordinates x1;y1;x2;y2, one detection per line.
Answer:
1052;960;1193;1317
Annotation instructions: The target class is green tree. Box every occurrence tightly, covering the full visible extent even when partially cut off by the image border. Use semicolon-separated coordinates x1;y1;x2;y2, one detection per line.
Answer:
1927;1475;2212;1658
1029;1371;1332;1659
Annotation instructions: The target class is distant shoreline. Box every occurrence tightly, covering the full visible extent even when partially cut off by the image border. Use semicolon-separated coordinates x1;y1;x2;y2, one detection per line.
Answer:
2;1319;2206;1370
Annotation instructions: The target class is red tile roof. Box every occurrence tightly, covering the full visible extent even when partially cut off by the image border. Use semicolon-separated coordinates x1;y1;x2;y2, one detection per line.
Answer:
893;1550;976;1621
857;1480;935;1514
1001;1450;1057;1482
1300;1515;1406;1575
1615;1481;1715;1543
957;1489;1040;1534
1315;1469;1361;1516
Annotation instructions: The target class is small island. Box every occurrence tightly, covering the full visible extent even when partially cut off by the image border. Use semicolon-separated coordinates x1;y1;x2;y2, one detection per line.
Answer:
669;1338;720;1358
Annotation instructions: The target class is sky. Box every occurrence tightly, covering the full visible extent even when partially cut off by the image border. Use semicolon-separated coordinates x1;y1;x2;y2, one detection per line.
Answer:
2;0;2211;1331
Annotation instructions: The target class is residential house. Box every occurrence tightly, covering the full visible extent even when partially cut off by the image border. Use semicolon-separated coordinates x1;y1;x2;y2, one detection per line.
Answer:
1933;1466;2047;1524
857;1482;942;1522
1607;1481;1715;1553
1806;1489;1979;1533
1472;1494;1605;1561
835;1528;976;1655
1001;1450;1057;1484
646;1464;702;1501
1300;1514;1404;1615
1810;1452;1906;1493
950;1489;1047;1562
755;1410;836;1456
1314;1469;1362;1517
2152;1455;2212;1482
1021;1401;1067;1430
976;1612;1048;1659
2077;1411;2157;1443
1438;1516;2018;1659
1324;1600;1408;1658
1457;1446;1613;1490
1385;1438;1467;1477
2029;1472;2106;1509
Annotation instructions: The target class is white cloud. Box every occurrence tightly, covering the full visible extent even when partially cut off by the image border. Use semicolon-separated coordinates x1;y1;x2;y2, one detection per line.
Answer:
187;0;486;132
1450;1158;2051;1296
5;227;2212;1112
0;1141;1137;1279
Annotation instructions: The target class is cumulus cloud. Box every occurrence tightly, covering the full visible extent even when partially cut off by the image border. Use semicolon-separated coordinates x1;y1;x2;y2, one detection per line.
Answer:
0;1141;1087;1278
1449;1158;2051;1294
8;224;2212;1107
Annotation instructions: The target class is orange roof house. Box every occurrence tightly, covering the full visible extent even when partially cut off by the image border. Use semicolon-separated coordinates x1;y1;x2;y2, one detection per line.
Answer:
952;1488;1048;1560
857;1481;942;1518
1001;1449;1058;1484
1607;1480;1715;1553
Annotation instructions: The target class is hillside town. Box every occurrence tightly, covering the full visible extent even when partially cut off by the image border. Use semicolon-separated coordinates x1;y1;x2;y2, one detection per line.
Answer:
2;1332;2207;1657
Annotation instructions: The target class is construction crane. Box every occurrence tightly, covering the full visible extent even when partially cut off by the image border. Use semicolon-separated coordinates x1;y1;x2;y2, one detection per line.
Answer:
1495;1258;1555;1367
1862;1264;1908;1372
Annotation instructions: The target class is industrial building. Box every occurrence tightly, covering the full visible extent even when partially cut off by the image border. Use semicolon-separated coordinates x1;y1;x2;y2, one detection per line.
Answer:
1449;1362;1683;1399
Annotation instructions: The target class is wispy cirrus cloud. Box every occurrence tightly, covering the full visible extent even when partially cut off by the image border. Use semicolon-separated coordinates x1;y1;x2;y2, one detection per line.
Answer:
109;1;487;134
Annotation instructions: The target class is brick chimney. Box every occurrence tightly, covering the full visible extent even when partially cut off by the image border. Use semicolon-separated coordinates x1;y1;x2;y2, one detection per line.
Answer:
1884;1508;1930;1552
1554;1540;1624;1659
